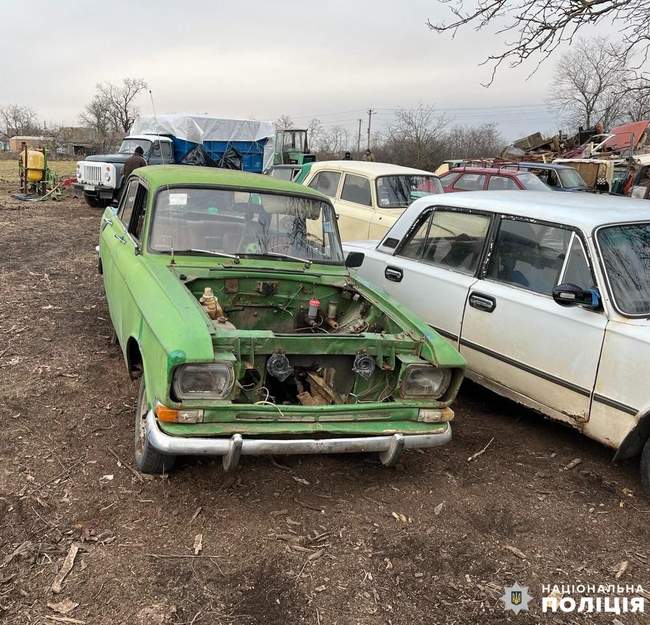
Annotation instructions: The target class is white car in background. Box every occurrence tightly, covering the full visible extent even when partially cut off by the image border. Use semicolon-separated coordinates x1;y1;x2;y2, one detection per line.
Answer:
344;191;650;493
300;161;443;241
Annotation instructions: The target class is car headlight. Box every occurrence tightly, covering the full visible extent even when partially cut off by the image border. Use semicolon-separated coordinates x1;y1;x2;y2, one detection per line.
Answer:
400;365;451;399
172;363;234;400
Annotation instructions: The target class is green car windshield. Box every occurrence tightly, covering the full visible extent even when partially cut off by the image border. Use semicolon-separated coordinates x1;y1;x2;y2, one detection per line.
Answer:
149;187;344;264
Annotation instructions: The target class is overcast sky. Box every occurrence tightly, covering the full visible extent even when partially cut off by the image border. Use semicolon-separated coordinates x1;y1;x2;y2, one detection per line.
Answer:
1;0;601;141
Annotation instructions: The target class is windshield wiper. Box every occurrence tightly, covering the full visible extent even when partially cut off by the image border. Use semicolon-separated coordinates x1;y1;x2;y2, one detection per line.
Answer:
241;251;313;267
171;248;240;261
265;252;312;265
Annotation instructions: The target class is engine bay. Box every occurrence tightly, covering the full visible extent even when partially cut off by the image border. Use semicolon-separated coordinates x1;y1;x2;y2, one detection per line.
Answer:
183;276;408;406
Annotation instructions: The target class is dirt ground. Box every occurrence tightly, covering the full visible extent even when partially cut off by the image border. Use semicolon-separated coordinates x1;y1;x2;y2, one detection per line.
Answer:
0;163;648;625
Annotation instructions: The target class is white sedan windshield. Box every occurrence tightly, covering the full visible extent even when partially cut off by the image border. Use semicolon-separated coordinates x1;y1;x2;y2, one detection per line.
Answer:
598;222;650;315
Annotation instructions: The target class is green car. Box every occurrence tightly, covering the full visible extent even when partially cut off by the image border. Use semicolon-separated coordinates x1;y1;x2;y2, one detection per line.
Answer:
98;165;465;473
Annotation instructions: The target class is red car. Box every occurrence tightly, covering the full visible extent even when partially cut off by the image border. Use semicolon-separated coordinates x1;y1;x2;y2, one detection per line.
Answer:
440;167;551;192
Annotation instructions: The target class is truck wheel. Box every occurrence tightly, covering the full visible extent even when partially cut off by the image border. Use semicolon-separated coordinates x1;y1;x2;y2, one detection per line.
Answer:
134;378;176;474
84;193;100;208
84;193;110;209
641;438;650;496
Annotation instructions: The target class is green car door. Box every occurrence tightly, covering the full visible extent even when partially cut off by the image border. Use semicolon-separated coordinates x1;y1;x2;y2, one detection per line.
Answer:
100;177;148;344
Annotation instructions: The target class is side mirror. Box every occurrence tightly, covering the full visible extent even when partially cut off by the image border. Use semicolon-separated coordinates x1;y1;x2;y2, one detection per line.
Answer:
552;283;601;310
345;251;365;268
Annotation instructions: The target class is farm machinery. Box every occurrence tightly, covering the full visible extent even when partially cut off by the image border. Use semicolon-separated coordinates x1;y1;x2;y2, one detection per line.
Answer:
273;128;316;166
17;144;62;200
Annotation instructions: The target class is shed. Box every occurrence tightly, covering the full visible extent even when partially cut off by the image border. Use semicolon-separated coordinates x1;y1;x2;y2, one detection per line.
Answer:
56;127;99;156
9;135;54;152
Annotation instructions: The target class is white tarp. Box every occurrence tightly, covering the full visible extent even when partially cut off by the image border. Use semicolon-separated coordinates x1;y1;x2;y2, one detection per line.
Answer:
130;114;274;145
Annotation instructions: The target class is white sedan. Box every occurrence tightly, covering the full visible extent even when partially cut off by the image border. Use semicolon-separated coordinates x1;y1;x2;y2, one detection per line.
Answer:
344;191;650;493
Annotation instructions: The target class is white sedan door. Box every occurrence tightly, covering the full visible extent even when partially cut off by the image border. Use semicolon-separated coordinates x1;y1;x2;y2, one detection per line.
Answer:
460;218;607;424
335;174;375;241
351;207;494;346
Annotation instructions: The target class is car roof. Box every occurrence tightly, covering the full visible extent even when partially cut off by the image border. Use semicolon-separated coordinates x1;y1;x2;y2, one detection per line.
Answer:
446;167;529;176
309;160;436;177
415;190;650;230
133;165;327;199
518;162;576;171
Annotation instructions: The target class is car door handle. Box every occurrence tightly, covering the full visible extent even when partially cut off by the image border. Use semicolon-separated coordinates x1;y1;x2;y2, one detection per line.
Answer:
469;292;496;313
101;217;113;231
114;233;126;244
385;266;403;282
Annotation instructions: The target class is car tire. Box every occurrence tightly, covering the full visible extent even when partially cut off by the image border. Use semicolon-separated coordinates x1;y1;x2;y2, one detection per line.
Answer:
84;193;110;209
641;438;650;496
134;378;176;474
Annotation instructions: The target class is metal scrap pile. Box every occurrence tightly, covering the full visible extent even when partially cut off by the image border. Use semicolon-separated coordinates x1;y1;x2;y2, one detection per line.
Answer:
502;121;650;196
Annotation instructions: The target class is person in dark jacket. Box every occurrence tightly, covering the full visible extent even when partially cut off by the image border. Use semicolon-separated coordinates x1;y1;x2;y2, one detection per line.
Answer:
123;146;147;180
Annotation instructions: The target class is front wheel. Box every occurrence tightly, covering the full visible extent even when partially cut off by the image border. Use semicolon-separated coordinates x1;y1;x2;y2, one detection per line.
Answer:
134;378;176;474
641;438;650;496
83;193;111;209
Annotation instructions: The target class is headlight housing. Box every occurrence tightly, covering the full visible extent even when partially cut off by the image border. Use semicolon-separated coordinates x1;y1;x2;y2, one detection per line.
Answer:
172;363;234;400
400;364;451;399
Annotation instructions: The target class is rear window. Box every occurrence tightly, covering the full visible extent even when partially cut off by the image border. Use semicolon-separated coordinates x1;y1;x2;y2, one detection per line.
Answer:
454;174;486;191
440;172;459;186
488;176;519;190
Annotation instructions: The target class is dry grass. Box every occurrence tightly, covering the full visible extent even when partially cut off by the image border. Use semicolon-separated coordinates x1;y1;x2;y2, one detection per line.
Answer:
0;158;77;181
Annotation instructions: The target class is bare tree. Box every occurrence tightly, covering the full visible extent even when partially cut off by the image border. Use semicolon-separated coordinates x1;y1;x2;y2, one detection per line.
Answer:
0;105;40;136
443;123;505;159
274;115;294;130
428;0;650;84
619;81;650;121
90;78;148;134
80;94;112;150
381;105;448;170
306;118;324;151
317;126;350;159
550;38;627;129
311;111;504;169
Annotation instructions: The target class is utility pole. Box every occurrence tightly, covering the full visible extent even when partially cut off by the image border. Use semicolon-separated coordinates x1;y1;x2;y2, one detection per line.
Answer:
357;118;362;156
366;108;374;152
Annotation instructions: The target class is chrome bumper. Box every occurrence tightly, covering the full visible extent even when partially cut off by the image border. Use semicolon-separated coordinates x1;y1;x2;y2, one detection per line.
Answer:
145;411;451;471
